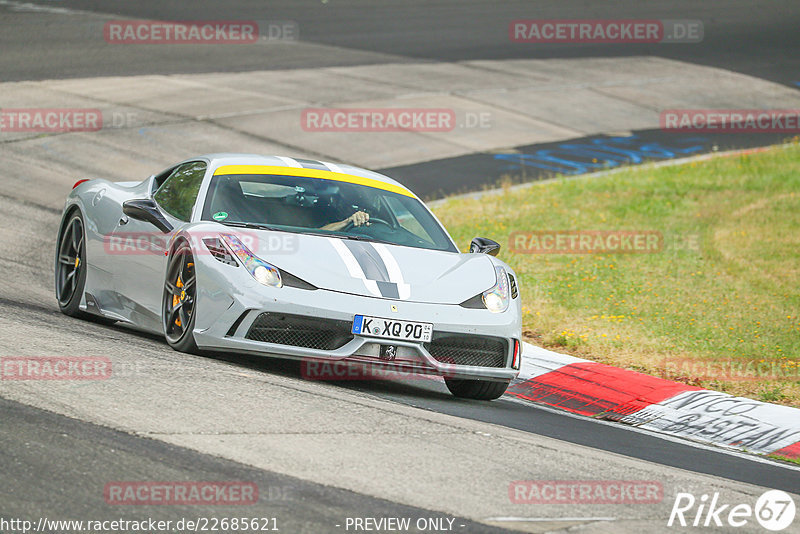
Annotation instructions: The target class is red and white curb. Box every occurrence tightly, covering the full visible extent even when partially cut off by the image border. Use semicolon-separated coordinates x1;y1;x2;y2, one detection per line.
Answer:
510;342;800;460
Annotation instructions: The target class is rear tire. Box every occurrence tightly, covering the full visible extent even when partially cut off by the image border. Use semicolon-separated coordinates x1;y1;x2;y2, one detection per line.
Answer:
55;210;116;325
444;378;509;400
162;240;200;354
55;211;87;317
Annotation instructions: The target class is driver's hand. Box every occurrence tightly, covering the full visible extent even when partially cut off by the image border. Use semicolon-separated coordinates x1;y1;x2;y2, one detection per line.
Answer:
348;210;370;227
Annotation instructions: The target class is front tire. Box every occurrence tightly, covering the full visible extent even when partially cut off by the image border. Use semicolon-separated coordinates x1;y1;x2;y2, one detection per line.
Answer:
444;378;509;400
162;240;199;354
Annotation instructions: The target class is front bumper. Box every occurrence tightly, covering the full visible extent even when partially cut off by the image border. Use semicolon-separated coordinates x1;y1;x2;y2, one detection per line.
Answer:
192;269;521;382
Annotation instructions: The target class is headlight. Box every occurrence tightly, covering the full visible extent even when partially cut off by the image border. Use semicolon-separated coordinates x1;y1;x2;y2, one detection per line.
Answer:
221;234;282;288
482;266;509;313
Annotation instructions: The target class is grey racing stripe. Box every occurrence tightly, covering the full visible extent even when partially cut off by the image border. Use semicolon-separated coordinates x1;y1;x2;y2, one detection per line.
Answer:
376;281;400;299
294;158;330;171
341;240;404;298
342;240;391;282
274;156;302;168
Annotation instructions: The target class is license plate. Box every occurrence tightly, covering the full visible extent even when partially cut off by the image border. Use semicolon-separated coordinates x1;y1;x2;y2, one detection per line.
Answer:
352;315;433;343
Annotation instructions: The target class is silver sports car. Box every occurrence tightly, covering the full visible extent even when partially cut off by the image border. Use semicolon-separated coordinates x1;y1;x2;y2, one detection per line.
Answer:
55;155;522;399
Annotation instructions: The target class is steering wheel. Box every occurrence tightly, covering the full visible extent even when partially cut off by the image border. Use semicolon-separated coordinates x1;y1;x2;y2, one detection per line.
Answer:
343;217;392;231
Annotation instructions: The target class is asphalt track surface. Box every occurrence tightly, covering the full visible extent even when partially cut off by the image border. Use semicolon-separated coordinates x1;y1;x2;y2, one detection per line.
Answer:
2;0;800;531
202;351;800;494
382;129;794;200
0;398;512;533
2;0;800;87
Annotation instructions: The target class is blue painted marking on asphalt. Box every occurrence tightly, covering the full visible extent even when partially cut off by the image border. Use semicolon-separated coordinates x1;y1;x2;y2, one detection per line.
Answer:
793;81;800;87
494;135;708;173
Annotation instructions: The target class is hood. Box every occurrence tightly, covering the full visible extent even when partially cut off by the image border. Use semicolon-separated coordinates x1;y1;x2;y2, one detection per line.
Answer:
248;231;496;304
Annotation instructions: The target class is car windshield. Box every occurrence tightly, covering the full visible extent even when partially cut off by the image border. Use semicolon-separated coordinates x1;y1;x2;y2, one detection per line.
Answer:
201;173;457;252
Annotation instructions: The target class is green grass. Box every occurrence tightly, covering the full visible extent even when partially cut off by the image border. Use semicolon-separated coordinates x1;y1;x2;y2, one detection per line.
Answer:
766;454;800;466
433;141;800;406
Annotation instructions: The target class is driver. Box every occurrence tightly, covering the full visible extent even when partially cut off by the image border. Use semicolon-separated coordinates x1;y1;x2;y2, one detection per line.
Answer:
320;210;370;231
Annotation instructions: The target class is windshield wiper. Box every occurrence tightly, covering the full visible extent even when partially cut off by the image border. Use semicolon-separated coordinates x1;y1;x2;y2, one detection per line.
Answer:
219;222;394;245
337;234;394;245
219;221;282;231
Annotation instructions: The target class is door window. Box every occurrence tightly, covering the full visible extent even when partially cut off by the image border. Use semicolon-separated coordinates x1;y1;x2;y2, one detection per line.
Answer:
153;161;207;221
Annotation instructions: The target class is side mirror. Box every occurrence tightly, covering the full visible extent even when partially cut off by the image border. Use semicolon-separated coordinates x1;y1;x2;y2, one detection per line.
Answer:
122;199;173;233
469;237;500;256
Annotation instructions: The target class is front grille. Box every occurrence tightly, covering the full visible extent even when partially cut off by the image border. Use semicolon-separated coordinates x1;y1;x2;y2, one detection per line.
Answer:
424;333;507;368
245;313;353;350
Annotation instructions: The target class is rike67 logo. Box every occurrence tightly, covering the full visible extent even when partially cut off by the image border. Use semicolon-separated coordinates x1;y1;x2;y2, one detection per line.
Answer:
668;490;796;531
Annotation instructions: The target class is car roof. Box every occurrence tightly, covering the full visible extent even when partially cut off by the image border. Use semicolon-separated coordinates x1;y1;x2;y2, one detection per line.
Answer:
192;154;414;197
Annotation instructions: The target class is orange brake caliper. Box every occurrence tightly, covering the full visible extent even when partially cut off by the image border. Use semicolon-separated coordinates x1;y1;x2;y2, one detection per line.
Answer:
173;275;184;327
